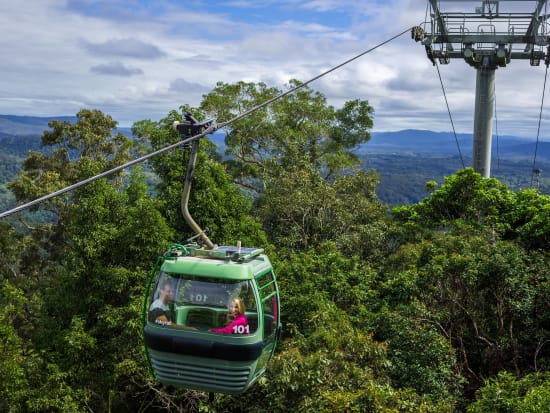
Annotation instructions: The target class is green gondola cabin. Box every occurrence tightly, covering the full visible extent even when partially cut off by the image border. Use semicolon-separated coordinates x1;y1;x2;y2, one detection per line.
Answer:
143;243;282;394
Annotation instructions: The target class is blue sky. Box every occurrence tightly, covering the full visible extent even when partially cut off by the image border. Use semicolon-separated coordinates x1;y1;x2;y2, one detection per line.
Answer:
1;0;550;138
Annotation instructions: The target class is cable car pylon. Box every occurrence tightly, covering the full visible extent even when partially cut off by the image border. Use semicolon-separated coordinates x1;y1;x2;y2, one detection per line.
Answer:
413;0;550;177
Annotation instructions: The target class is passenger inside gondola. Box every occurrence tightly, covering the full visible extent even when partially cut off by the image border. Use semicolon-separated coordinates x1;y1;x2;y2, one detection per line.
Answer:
149;279;196;330
209;297;250;334
149;280;174;325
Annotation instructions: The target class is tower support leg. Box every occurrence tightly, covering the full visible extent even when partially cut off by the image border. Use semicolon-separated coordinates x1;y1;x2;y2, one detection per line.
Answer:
473;67;496;177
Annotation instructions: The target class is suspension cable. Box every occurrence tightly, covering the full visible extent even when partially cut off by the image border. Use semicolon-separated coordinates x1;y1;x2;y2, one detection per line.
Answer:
217;26;413;129
435;61;466;168
0;25;414;219
530;63;549;188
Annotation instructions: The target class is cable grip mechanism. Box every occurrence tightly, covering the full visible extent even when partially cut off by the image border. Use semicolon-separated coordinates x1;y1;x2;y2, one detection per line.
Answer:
173;112;214;149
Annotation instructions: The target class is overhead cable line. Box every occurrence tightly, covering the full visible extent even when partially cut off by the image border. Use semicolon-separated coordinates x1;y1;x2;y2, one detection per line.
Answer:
530;62;549;188
0;25;415;219
434;61;466;169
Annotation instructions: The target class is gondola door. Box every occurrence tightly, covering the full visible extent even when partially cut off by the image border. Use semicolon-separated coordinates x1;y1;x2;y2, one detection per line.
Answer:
251;269;282;379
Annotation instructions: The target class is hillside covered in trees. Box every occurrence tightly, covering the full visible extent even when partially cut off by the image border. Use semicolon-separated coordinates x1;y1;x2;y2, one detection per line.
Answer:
0;82;549;412
3;116;550;209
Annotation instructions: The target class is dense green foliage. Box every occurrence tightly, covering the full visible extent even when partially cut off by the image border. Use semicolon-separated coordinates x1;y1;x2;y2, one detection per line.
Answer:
467;371;550;413
3;137;550;210
0;135;43;213
363;153;550;207
0;85;548;412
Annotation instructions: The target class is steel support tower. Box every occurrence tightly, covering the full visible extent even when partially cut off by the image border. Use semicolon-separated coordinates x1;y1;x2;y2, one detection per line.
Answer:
414;0;550;177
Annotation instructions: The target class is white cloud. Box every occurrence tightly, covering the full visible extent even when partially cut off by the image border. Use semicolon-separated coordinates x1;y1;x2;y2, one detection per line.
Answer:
0;0;548;139
90;61;144;76
82;38;166;59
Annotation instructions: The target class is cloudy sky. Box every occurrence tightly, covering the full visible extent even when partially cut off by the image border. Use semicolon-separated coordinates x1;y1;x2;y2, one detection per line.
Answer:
1;0;550;138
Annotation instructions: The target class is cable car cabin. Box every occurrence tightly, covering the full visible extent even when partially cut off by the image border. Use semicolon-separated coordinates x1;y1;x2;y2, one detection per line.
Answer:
142;243;282;394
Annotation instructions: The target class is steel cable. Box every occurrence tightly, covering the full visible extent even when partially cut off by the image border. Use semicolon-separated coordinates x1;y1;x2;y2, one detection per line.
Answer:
0;25;415;219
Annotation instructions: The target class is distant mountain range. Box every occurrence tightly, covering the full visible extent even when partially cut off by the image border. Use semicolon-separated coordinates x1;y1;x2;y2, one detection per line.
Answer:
2;114;549;205
0;114;132;138
0;114;78;137
2;114;548;162
362;129;550;162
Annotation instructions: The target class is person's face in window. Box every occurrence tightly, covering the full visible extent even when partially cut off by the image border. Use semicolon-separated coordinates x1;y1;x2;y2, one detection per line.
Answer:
229;300;238;316
160;285;173;304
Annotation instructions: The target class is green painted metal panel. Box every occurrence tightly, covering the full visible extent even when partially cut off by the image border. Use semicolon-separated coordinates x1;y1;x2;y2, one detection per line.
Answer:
160;253;273;280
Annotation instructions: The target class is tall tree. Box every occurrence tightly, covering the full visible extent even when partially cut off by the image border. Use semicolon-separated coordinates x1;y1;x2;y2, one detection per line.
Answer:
507;188;550;249
4;110;176;411
393;168;517;240
200;80;374;192
200;81;388;256
389;168;550;399
256;163;391;256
